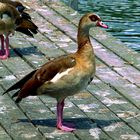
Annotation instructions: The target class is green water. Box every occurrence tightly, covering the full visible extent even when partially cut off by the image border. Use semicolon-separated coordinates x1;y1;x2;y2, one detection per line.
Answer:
61;0;140;52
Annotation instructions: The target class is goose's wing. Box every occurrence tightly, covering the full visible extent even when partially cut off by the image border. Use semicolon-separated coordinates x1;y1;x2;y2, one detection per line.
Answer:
3;55;76;103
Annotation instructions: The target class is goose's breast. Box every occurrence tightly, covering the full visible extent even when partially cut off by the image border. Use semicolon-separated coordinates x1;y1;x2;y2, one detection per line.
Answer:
37;64;94;100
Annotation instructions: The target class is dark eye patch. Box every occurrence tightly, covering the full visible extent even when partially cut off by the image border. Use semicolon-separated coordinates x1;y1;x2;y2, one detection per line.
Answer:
89;14;100;21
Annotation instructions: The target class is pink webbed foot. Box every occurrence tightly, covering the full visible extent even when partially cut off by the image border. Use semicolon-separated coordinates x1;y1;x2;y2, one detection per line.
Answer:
56;100;76;132
0;55;9;59
57;124;76;132
0;49;9;59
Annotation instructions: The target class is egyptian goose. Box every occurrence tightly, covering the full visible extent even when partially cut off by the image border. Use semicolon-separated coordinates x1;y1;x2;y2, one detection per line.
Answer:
3;13;108;131
0;1;38;59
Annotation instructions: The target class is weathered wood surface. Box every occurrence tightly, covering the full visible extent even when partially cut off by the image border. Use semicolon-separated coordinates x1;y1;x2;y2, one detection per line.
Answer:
0;0;140;139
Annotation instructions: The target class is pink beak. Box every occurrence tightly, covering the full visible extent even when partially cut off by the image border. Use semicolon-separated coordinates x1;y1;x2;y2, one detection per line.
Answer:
96;21;108;28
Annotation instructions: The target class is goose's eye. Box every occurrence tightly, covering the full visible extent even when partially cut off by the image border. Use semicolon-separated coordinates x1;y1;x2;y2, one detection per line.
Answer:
89;14;100;22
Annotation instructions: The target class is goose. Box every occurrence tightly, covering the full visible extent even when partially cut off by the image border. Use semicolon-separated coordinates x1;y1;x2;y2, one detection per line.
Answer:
0;2;38;59
3;13;108;131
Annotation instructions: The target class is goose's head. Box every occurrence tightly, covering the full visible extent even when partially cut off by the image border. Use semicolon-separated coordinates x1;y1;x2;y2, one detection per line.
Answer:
79;13;108;29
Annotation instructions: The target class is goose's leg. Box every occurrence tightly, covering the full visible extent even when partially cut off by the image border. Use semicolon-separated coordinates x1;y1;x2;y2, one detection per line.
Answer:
56;99;76;132
5;35;10;57
0;34;9;59
0;35;5;56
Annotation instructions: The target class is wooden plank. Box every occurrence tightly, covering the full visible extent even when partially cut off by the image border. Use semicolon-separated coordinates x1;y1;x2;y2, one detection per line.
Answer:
95;64;140;105
0;125;12;140
92;28;140;70
69;91;140;140
28;10;76;54
0;48;32;77
10;34;47;69
0;61;20;92
88;78;140;135
0;86;44;140
0;50;33;98
12;33;66;62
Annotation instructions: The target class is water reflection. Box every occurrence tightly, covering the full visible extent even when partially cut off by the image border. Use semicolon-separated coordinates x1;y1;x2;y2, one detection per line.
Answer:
61;0;140;52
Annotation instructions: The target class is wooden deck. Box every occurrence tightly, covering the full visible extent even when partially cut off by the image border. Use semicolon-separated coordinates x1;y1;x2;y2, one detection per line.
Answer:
0;0;140;139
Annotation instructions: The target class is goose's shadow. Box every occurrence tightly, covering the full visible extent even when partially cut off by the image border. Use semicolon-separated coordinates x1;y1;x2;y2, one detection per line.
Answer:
9;46;44;57
19;117;122;130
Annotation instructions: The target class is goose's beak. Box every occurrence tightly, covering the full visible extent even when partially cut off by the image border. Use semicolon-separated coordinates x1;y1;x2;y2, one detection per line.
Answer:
96;21;108;28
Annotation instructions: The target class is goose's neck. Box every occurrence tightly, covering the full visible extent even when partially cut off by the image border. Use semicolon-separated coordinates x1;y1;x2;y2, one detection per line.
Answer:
77;25;93;58
77;26;90;49
76;25;95;73
77;25;93;54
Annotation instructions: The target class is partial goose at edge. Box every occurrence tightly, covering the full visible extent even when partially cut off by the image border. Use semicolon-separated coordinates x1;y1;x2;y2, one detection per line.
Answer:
0;1;38;59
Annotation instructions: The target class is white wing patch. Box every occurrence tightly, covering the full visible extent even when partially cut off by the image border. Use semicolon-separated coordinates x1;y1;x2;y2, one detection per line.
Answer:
50;68;73;83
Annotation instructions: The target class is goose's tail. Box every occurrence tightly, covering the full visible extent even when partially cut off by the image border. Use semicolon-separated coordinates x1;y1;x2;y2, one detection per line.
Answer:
16;17;38;37
3;70;37;103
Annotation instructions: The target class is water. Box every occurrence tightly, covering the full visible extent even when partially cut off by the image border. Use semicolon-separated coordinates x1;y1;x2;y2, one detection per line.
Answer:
61;0;140;52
